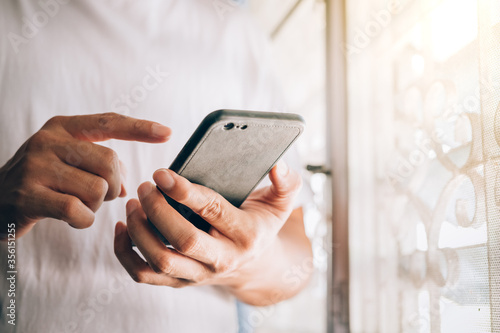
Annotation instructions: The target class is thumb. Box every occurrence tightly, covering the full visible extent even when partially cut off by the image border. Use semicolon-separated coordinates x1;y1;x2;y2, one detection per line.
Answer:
266;160;302;212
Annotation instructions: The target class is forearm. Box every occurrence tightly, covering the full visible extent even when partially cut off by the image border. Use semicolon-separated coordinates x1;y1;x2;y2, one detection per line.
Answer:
226;208;313;306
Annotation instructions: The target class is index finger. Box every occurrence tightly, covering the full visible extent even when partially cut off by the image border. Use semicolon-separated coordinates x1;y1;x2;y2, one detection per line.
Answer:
59;112;171;143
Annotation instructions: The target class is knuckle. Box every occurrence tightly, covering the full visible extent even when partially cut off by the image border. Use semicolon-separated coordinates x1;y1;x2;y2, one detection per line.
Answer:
150;253;174;275
14;157;41;193
88;177;108;202
133;119;145;132
147;201;164;221
171;280;188;289
18;155;39;180
176;187;191;203
100;149;120;180
275;173;302;201
103;149;120;169
212;256;236;274
177;234;202;256
239;229;262;252
26;130;52;152
43;116;63;128
131;271;147;284
59;197;80;220
12;188;26;211
97;112;127;132
97;113;118;131
271;185;289;200
79;216;95;229
198;197;223;220
190;271;206;284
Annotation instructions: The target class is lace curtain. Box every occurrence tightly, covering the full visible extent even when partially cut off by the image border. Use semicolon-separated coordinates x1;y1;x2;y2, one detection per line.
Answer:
347;0;500;332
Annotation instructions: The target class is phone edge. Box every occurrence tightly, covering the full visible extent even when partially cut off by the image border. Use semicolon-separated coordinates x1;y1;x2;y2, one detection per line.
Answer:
169;109;305;172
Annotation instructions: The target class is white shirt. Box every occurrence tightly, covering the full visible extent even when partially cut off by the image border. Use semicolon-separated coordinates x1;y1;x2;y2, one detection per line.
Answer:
0;1;307;332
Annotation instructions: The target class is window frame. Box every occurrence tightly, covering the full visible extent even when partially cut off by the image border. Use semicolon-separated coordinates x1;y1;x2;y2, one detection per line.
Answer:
325;0;350;332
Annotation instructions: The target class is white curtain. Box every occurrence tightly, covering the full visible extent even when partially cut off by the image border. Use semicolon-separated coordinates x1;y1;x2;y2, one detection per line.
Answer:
347;0;500;332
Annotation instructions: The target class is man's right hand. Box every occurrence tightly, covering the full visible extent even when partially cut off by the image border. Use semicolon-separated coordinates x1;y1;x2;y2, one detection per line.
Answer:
0;113;171;240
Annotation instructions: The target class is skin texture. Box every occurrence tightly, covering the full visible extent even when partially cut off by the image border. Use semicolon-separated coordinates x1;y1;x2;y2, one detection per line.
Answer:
114;162;313;306
0;112;313;306
0;113;171;239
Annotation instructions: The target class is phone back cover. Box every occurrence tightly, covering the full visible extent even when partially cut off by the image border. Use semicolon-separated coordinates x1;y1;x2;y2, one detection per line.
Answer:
157;110;304;240
177;117;302;207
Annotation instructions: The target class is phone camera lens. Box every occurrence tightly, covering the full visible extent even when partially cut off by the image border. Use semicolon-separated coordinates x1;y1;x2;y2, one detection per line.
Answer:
223;123;234;130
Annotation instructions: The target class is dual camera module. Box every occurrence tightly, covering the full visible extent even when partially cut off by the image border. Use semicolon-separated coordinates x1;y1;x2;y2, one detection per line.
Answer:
223;123;247;131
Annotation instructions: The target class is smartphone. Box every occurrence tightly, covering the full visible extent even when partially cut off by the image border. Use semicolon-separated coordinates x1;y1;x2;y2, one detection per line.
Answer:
150;109;305;245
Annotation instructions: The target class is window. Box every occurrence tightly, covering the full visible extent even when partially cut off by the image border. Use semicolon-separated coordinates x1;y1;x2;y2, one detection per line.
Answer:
346;0;500;332
251;0;500;332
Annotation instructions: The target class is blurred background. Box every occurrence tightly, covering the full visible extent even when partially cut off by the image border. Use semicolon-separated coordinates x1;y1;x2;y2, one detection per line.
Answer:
246;0;500;332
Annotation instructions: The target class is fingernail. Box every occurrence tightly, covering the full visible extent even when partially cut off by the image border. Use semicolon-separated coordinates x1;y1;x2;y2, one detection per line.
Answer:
277;160;289;178
151;123;171;139
126;200;140;216
137;182;154;199
155;169;175;191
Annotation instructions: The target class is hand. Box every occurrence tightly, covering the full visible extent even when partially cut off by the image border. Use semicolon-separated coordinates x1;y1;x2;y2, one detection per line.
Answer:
114;161;302;291
0;113;171;239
